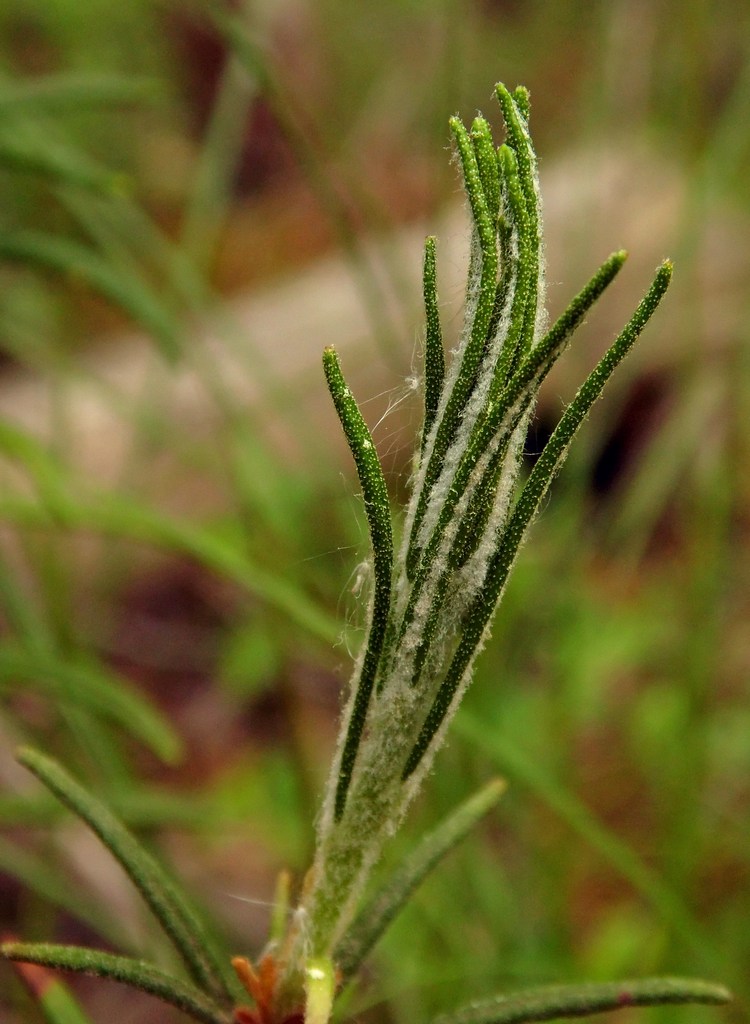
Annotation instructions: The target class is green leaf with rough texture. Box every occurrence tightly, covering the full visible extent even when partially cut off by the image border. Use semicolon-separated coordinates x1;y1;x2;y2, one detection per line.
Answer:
428;977;731;1024
15;748;238;1005
6;953;94;1024
1;943;231;1024
406;115;499;577
495;84;540;358
421;235;444;452
323;346;393;820
403;261;672;779
471;116;501;224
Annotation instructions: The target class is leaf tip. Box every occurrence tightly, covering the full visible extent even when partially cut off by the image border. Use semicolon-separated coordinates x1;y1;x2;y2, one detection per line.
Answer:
512;85;531;118
487;776;508;799
498;143;517;173
15;745;37;770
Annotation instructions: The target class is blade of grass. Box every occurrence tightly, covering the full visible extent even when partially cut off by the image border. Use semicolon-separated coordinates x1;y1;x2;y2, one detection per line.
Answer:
0;643;182;763
0;787;210;829
181;47;259;273
0;74;159;112
213;9;406;362
455;716;725;977
0;128;126;193
0;232;181;361
0;839;130;949
0;492;340;645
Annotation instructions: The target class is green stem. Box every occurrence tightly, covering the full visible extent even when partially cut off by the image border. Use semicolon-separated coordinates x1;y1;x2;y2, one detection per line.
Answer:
335;778;505;979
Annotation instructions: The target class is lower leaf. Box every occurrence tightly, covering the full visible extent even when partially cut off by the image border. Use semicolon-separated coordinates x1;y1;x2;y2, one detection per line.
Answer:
1;942;231;1024
429;977;731;1024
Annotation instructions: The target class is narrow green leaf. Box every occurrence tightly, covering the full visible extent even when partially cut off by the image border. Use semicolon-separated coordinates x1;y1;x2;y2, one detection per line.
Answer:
0;643;181;763
213;9;404;362
512;86;531;120
1;943;231;1024
491;143;532;385
406;116;499;577
335;778;506;979
421;236;444;452
323;347;393;820
496;84;537;244
471;116;501;224
496;84;541;357
0;492;340;644
403;262;672;779
0;130;125;192
488;261;674;593
455;718;722;973
0;74;159;111
0;552;53;653
0;419;74;509
398;252;628;651
429;977;731;1024
0;232;180;360
495;157;514;298
0;837;131;948
0;789;210;829
36;979;94;1024
15;748;237;1005
270;869;292;946
181;52;259;273
6;953;94;1024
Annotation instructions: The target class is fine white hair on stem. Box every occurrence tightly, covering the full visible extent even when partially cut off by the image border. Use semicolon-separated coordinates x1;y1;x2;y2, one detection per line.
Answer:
275;82;673;1009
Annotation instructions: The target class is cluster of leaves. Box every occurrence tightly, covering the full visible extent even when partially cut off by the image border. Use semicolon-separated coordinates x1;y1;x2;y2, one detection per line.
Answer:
0;74;733;1024
0;750;730;1024
272;84;675;997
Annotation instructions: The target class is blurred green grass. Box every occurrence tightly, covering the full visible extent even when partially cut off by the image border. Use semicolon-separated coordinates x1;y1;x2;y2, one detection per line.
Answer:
0;2;748;1023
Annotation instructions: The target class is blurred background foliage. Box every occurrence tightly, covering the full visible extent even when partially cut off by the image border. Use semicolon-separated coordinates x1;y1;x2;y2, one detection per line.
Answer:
0;1;747;1023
